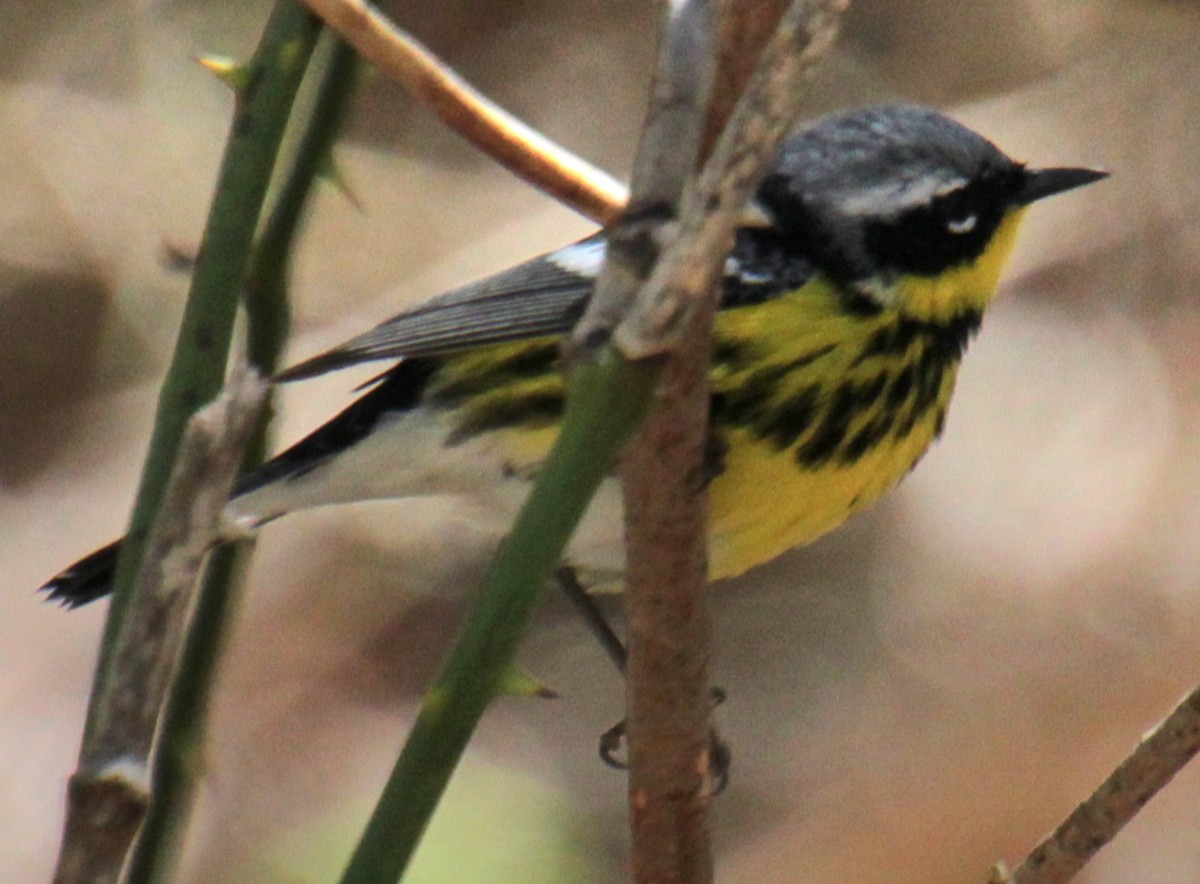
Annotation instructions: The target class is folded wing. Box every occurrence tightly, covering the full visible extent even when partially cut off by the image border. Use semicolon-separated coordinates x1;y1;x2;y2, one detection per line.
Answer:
277;237;606;381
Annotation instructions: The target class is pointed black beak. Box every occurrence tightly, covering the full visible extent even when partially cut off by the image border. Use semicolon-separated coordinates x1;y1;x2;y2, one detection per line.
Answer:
1016;166;1109;206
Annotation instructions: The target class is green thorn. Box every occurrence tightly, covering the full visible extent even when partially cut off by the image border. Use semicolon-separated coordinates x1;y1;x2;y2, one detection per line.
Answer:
319;152;365;213
497;666;559;700
195;54;251;92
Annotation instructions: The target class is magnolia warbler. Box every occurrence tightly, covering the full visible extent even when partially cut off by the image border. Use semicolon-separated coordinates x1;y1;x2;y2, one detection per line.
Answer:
43;104;1105;608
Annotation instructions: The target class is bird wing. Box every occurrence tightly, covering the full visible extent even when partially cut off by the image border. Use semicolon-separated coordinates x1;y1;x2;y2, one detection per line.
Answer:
277;236;607;381
277;225;816;382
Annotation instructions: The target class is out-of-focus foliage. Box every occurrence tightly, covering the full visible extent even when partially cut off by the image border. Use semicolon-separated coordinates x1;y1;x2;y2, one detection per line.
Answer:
238;759;599;884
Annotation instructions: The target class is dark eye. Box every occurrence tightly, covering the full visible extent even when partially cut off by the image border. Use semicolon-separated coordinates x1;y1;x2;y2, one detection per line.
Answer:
859;164;1025;278
863;187;998;276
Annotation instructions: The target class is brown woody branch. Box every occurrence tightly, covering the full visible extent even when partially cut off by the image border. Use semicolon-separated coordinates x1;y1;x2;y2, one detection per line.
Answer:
574;1;849;882
997;682;1200;884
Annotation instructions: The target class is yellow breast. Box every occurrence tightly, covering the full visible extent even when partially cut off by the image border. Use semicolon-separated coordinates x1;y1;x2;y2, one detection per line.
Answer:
704;285;965;580
437;207;1026;583
701;210;1027;578
705;375;953;580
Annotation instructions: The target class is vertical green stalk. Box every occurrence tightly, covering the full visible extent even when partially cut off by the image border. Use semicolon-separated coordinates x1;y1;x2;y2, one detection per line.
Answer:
246;34;360;387
339;352;657;884
83;0;322;749
124;31;361;884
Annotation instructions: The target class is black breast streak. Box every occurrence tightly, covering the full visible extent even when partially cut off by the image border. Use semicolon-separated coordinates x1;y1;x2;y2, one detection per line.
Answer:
430;342;560;401
796;372;890;468
711;344;834;436
832;310;983;465
889;311;980;443
913;345;946;415
836;373;891;464
751;384;821;451
886;363;915;409
711;338;748;368
715;308;981;468
933;403;949;438
795;383;858;467
853;316;922;366
416;340;568;444
841;405;896;464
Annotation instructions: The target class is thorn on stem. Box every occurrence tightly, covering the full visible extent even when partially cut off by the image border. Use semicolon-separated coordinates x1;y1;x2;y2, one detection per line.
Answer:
195;54;251;92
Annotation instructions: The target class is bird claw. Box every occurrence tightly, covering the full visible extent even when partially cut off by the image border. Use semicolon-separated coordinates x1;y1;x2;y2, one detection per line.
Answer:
597;687;731;796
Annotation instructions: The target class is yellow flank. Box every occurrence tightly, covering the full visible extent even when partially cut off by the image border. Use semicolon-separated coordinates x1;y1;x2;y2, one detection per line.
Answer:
439;206;1030;583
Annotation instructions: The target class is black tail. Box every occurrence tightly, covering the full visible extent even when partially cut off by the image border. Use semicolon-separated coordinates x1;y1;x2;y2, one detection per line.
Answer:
42;540;122;608
42;359;440;610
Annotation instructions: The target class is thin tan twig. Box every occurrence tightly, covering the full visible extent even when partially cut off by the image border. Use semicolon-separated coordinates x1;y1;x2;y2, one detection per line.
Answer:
998;682;1200;884
300;0;627;224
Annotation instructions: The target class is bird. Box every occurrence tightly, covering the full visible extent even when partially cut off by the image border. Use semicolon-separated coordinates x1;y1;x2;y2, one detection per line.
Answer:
42;103;1106;609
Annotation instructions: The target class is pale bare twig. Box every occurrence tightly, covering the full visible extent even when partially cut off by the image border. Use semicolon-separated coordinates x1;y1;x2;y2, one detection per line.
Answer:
299;0;627;224
606;0;849;360
703;0;795;157
54;369;268;884
996;683;1200;884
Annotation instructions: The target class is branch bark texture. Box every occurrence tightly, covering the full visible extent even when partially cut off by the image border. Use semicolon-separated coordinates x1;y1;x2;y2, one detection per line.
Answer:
54;370;268;884
610;3;846;882
611;4;721;880
1002;683;1200;884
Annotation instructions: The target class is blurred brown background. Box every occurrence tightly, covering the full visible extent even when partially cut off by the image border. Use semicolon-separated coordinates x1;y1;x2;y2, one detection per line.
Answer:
3;0;1199;881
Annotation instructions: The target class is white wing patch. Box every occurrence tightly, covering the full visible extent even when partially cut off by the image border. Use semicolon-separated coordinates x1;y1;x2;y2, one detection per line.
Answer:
548;239;607;277
725;255;771;284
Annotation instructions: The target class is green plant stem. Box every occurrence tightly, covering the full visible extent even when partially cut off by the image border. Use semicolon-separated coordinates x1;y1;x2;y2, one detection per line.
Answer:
124;28;361;884
339;351;657;884
246;33;360;383
82;0;322;754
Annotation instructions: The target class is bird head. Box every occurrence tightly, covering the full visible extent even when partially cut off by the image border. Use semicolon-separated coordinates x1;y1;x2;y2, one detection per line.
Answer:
753;104;1107;319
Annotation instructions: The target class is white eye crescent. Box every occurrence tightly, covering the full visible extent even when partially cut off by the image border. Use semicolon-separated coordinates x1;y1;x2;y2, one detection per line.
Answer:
947;214;977;234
